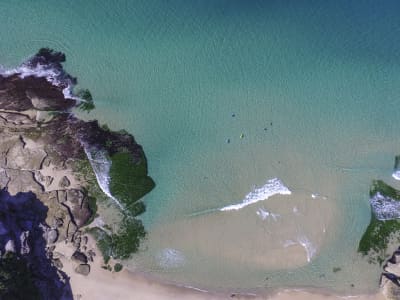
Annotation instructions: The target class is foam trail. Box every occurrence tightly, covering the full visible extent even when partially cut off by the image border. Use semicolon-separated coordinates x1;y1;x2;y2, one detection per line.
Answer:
157;248;185;268
220;178;291;211
284;236;317;263
186;207;221;217
297;235;317;262
256;207;280;221
83;146;124;210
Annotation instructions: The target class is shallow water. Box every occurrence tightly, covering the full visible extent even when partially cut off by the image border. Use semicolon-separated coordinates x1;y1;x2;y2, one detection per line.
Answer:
2;0;400;294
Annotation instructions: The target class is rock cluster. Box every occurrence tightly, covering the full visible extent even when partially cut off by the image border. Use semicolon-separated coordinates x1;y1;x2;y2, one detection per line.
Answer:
0;49;152;299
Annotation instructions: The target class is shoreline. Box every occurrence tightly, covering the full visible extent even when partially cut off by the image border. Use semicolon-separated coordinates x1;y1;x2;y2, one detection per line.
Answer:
59;235;384;300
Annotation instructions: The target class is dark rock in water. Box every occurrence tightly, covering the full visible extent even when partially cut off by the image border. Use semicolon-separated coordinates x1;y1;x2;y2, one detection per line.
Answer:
72;251;88;264
75;264;90;276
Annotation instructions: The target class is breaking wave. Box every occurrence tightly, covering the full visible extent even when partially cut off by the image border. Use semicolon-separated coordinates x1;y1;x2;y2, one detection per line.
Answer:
220;178;291;211
392;171;400;181
370;191;400;221
0;48;79;100
83;146;124;210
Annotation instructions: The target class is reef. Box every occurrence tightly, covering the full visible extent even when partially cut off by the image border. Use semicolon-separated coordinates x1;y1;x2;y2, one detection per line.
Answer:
0;48;154;299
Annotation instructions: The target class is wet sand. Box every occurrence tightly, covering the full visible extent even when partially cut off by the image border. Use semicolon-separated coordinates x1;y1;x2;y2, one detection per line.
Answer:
59;240;385;300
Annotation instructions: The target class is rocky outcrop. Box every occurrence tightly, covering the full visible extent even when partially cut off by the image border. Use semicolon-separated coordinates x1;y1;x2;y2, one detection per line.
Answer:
0;48;154;299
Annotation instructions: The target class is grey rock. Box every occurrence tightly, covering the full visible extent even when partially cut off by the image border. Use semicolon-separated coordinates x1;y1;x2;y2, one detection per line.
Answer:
45;229;58;244
66;220;77;240
6;138;47;170
53;258;63;269
59;176;71;188
0;169;10;189
6;169;43;195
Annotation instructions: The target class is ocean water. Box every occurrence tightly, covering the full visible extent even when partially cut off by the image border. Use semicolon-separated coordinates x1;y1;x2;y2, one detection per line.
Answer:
2;0;400;295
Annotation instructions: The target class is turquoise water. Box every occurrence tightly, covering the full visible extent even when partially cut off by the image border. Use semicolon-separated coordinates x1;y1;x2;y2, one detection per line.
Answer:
2;0;400;294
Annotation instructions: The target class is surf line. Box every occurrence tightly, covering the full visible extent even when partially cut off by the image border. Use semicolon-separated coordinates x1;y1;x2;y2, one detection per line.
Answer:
187;178;291;217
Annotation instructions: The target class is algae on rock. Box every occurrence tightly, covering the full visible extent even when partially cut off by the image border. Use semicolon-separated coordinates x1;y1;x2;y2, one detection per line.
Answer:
359;180;400;264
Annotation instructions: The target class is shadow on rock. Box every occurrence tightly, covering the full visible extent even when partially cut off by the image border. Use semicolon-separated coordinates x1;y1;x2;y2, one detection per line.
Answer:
0;189;73;300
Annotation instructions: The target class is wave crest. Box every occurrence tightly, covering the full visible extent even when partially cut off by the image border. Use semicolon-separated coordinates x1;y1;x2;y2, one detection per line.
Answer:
220;178;291;211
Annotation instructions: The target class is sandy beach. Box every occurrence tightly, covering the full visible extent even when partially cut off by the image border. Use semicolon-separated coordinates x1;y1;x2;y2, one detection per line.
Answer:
57;236;386;300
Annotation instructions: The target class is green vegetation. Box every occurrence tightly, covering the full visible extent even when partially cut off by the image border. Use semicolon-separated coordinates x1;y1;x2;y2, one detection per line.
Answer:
370;180;400;200
358;213;400;264
87;216;146;261
86;227;113;264
109;152;155;212
358;180;400;264
0;252;40;300
76;88;95;112
114;263;123;272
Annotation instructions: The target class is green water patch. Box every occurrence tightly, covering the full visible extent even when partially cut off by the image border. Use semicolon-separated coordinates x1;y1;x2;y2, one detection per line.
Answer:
358;180;400;264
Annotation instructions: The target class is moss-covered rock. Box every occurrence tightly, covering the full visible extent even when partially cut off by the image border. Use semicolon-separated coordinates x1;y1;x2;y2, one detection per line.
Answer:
359;180;400;264
109;152;155;211
114;263;123;272
87;216;146;261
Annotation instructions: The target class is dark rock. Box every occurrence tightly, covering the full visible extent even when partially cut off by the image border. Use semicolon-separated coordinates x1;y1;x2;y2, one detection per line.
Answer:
53;258;63;269
72;251;88;264
75;264;90;276
383;272;400;287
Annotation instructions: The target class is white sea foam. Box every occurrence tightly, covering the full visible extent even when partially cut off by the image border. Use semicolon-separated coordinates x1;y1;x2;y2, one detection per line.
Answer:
1;63;79;100
297;235;317;262
83;146;124;209
284;236;317;263
370;191;400;220
220;178;291;211
292;206;300;215
157;248;185;268
256;207;280;221
392;171;400;181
